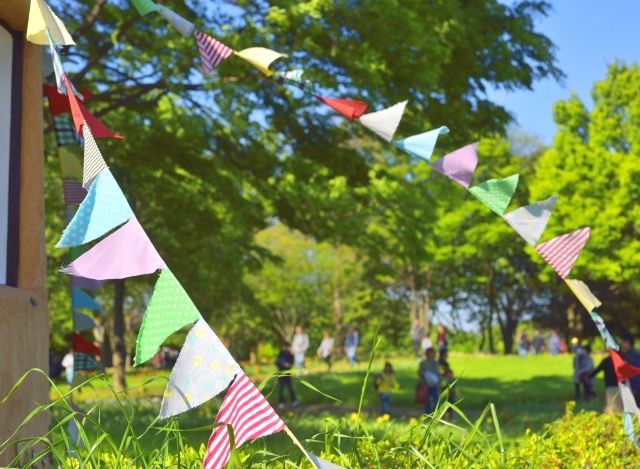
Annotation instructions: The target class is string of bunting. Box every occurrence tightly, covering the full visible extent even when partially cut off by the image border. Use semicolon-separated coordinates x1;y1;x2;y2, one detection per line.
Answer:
28;0;640;464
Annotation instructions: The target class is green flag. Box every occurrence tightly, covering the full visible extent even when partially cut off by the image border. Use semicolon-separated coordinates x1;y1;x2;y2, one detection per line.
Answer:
468;174;519;215
131;0;159;16
134;269;200;366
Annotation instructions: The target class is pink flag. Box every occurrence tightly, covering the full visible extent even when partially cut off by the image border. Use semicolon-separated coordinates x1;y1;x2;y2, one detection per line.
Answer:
195;31;233;74
535;227;590;279
431;143;478;188
61;218;166;280
204;373;285;469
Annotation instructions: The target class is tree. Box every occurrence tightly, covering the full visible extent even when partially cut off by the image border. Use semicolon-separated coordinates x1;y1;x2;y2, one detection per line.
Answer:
46;0;563;359
530;63;640;336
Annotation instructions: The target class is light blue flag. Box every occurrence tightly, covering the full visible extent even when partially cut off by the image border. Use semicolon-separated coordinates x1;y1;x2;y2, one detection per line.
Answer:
159;318;241;418
71;288;103;313
57;169;134;248
392;126;449;161
73;311;96;332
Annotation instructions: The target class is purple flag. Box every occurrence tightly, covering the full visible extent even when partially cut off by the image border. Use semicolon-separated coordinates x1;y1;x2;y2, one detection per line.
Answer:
431;143;478;188
61;218;166;280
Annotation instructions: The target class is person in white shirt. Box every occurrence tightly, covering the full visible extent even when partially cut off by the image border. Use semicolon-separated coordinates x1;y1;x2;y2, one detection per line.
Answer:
291;325;310;371
62;350;74;385
317;331;335;371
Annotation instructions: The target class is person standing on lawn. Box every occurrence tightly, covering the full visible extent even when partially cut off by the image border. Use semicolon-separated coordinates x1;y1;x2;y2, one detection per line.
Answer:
275;341;298;409
410;319;425;357
344;324;359;367
436;325;447;353
589;353;621;412
620;332;640;404
573;345;595;400
418;347;440;413
374;362;400;415
317;330;335;371
291;325;310;373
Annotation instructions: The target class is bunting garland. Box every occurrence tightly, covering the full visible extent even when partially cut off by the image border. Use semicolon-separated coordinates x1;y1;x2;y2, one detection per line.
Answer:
29;0;635;461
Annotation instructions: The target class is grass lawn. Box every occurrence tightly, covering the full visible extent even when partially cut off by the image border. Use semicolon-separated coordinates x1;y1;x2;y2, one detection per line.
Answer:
49;352;608;458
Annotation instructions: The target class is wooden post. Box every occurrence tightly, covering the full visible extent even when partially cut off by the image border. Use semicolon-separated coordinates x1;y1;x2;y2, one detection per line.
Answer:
0;1;48;465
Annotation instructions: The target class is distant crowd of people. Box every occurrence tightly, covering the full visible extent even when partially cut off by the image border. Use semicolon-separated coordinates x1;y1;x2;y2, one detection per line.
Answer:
518;329;566;355
276;322;456;416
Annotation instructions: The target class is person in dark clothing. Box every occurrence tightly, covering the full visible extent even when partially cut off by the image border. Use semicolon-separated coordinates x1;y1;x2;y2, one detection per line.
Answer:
275;342;298;409
590;355;622;412
620;332;640;405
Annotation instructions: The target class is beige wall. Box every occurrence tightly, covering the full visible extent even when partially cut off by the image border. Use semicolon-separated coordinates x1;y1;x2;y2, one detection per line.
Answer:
0;0;49;465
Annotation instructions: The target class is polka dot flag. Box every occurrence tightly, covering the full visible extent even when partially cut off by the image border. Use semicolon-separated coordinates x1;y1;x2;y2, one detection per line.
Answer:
134;269;201;366
159;319;241;418
56;169;134;248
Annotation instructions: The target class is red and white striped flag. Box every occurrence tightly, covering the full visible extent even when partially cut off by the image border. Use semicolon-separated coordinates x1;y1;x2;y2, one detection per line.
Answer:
195;31;233;74
535;227;590;279
203;373;285;469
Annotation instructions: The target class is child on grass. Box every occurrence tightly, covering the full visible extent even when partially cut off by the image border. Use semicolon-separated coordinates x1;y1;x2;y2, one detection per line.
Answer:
374;362;400;415
418;347;440;413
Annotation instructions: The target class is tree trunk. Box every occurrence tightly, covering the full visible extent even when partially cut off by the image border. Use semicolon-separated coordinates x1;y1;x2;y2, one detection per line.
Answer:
485;262;496;354
111;279;127;391
501;319;516;355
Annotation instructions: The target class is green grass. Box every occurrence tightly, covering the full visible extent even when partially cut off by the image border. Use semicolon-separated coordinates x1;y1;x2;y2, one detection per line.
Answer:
47;351;606;459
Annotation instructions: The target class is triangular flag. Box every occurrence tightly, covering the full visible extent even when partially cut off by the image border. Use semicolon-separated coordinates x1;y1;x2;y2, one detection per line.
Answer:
160;319;241;418
234;47;287;77
503;195;557;246
565;279;602;312
309;454;347;469
158;5;195;37
26;0;75;45
58;147;83;179
358;100;408;142
131;0;160;16
62;180;87;206
64;75;123;139
535;227;590;279
82;125;108;189
44;84;92;116
392;126;449;161
589;311;619;351
62;218;166;280
74;352;101;372
56;169;134;248
195;31;233;74
134;269;201;366
73;311;96;332
52;114;82;147
611;350;640;382
468;174;519;216
274;70;314;92
203;373;285;469
431;143;478;188
72;333;101;357
316;97;368;120
71;288;103;313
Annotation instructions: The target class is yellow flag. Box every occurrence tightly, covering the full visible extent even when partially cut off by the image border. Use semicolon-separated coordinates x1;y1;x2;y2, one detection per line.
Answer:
27;0;75;46
234;47;287;77
565;278;602;312
58;147;82;179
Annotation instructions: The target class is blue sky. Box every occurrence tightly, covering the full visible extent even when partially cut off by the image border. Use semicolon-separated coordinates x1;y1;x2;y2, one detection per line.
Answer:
487;0;639;143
